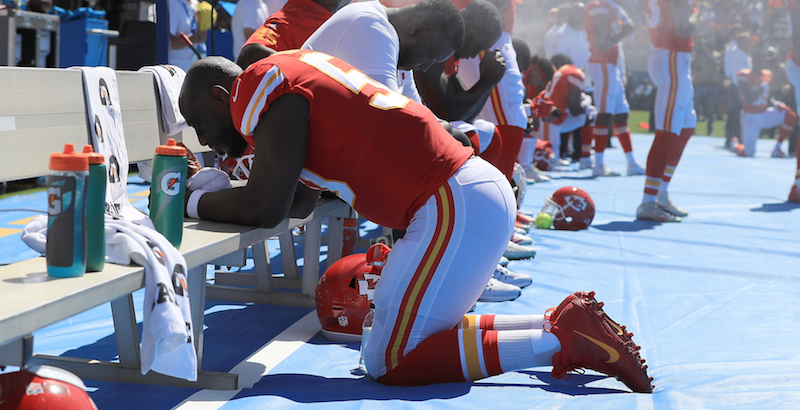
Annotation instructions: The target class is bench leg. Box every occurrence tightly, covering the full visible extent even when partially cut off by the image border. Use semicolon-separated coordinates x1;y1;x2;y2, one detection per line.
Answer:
327;217;344;268
0;335;33;368
110;294;141;367
252;240;273;293
188;265;207;369
301;218;322;297
278;231;299;279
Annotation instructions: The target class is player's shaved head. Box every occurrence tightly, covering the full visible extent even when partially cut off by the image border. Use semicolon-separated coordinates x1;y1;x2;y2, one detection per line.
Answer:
182;56;243;101
414;0;465;53
457;0;502;60
180;57;249;158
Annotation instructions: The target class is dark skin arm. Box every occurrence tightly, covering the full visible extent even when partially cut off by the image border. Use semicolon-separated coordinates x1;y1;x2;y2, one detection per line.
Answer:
415;50;506;121
567;86;585;115
672;0;697;39
591;13;634;52
195;93;320;228
236;44;277;70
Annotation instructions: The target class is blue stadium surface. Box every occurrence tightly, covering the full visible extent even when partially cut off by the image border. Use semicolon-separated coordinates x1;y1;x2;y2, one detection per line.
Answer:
1;134;798;409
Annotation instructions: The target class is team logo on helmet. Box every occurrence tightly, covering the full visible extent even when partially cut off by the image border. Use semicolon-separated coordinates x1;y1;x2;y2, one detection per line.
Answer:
563;195;589;213
357;273;381;301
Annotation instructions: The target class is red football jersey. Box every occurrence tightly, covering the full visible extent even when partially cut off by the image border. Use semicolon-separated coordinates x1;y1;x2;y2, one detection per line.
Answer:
244;0;332;52
585;1;621;64
737;68;773;114
230;50;474;230
644;0;695;53
543;64;586;125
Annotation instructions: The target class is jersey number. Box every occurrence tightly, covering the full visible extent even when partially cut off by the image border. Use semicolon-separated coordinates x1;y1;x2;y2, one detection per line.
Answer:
644;0;660;28
299;51;410;111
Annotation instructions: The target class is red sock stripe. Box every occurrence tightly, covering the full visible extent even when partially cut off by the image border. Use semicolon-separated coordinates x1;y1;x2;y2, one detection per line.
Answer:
663;165;676;182
480;314;495;330
482;330;503;375
616;130;633;153
594;125;608;153
644;177;661;196
581;125;593;156
385;184;456;371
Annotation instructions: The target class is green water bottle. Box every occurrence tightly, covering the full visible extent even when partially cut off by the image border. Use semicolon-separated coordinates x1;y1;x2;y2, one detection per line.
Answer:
82;145;106;272
150;139;187;248
46;144;89;278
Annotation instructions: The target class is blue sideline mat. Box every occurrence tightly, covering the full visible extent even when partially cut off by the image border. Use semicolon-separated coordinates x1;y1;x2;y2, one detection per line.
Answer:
2;134;799;409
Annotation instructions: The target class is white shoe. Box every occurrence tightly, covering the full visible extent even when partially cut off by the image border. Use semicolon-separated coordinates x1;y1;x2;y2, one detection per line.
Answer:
593;164;620;177
657;191;688;217
772;147;787;158
478;278;522;302
492;264;532;288
524;166;551;183
558;158;571;166
636;201;681;222
510;232;533;245
728;137;739;152
626;162;646;176
579;157;593;169
514;226;530;235
498;256;510;266
504;241;537;260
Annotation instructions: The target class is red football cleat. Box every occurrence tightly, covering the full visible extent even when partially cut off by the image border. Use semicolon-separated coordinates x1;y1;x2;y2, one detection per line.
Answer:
546;291;654;393
789;184;800;203
517;212;535;225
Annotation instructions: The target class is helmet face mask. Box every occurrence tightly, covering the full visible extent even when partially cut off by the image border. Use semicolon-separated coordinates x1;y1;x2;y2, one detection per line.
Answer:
512;162;527;209
540;186;595;230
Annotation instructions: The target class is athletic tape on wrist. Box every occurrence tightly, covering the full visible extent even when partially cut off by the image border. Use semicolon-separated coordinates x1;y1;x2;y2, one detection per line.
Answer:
186;189;208;219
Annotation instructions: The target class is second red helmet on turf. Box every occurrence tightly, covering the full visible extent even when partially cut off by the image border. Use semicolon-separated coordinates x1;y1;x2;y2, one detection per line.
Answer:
314;243;390;342
541;186;595;230
0;365;98;409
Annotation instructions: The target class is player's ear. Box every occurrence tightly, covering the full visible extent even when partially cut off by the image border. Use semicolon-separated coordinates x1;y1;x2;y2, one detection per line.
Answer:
410;23;429;38
212;85;231;107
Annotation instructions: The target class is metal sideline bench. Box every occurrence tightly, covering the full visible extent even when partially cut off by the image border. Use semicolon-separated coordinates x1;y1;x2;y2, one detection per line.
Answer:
0;66;352;390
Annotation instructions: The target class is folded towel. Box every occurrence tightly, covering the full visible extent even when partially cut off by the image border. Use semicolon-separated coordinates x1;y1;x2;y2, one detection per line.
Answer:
139;65;188;136
107;218;197;381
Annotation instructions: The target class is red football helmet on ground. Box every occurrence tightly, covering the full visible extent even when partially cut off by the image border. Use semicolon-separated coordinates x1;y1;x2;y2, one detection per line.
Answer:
540;186;595;230
315;243;390;342
0;365;98;409
534;139;556;171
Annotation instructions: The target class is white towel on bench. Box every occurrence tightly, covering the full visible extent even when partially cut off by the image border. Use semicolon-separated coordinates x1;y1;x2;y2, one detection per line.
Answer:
21;215;198;381
74;67;152;227
106;218;197;381
139;65;188;136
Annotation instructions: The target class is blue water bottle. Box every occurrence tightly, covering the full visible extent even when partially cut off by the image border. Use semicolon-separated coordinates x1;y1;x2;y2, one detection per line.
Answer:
46;144;89;278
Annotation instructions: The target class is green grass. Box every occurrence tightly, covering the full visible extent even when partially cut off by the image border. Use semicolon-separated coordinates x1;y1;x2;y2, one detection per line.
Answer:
628;110;726;137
